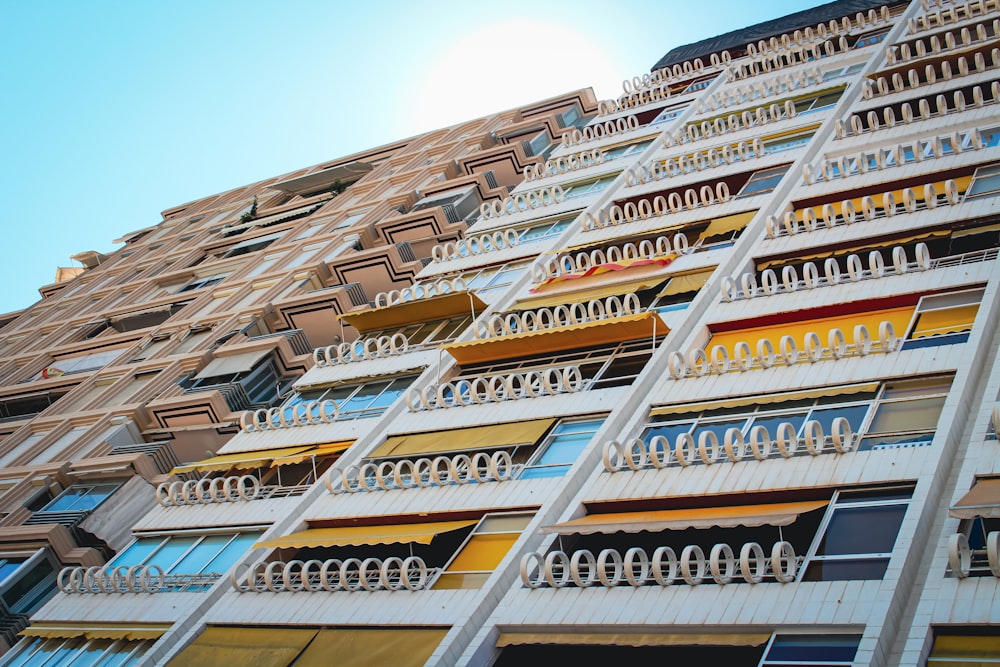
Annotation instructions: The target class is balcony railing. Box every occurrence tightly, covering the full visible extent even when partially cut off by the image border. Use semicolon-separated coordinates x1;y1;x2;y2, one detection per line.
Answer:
722;244;932;302
327;451;516;494
404;366;583;412
520;540;799;589
57;565;222;594
602;417;855;473
230;557;434;593
664;321;898;380
155;476;310;506
947;531;1000;578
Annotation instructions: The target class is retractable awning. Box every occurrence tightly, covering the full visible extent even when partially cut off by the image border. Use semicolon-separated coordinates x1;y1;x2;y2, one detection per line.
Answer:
543;500;829;535
949;478;1000;519
254;519;477;549
649;382;879;416
497;631;770;647
340;291;486;333
269;441;354;467
170;445;313;474
443;311;665;365
293;628;448;667
370;419;554;459
164;626;318;667
22;623;170;641
194;348;271;379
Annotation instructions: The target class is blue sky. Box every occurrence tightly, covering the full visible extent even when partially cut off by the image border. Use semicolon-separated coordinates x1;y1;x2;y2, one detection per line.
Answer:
0;0;820;314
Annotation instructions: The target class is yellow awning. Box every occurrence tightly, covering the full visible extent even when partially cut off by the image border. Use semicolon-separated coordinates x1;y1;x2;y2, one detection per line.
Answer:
254;519;478;550
756;228;952;270
370;419;555;459
524;256;676;303
294;628;448;667
650;382;879;416
164;626;318;667
515;275;669;310
443;311;665;365
269;440;354;467
170;446;314;475
340;291;486;333
708;305;916;358
929;634;1000;662
698;211;755;240
497;631;771;647
22;623;171;641
445;533;519;572
543;500;829;535
910;305;979;339
952;221;1000;238
949;478;1000;519
656;268;715;297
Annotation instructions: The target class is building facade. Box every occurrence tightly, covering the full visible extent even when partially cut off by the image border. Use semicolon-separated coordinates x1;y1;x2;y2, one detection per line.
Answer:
0;0;998;664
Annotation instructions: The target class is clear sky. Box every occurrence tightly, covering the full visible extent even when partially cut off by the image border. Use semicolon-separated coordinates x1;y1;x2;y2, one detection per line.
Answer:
0;0;823;315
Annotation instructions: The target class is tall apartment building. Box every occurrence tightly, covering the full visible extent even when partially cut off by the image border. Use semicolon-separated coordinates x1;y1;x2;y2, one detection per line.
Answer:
0;0;998;664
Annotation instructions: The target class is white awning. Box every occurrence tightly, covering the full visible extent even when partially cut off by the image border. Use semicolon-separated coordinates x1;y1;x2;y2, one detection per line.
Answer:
194;349;271;379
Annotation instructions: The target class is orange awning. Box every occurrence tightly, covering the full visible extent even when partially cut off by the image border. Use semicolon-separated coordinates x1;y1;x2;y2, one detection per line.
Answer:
339;291;486;333
444;311;666;365
542;500;829;535
949;478;1000;519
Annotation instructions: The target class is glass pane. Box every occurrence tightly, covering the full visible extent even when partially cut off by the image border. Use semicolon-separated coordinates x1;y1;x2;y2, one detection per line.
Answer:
431;572;490;590
534;431;594;466
809;404;869;435
42;487;90;512
881;376;952;399
145;536;199;573
869;396;946;433
68;639;115;667
477;514;533;532
16;638;71;667
816;504;907;555
766;634;862;662
200;534;258;574
108;539;164;568
749;413;807;437
644;421;695;447
802;557;889;581
0;560;23;584
171;535;231;575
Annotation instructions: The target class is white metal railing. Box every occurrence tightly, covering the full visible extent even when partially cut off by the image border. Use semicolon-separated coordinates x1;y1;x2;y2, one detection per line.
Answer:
666;100;797;148
479;186;566;219
520;541;799;589
766;180;961;239
910;0;1000;33
722;244;931;302
230;557;432;592
524;149;606;181
561;116;639;149
404;366;584;411
838;84;1000;140
626;138;766;187
581;183;734;232
861;50;1000;100
601;417;855;473
665;321;898;380
475;295;644;339
947;531;1000;577
154;476;309;506
327;451;515;494
57;565;219;594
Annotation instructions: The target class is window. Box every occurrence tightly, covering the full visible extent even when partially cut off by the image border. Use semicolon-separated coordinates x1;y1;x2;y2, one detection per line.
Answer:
283;374;418;421
39;483;121;513
221;232;282;258
800;486;912;581
900;288;982;350
517;217;574;244
433;512;533;589
177;273;229;293
794;89;843;115
334;208;372;230
188;357;293;409
458;339;653;392
520;418;604;479
760;634;862;666
359;316;473;351
858;376;951;451
561;174;619;200
822;62;865;81
964;163;1000;200
0;391;64;422
3;636;154;666
456;261;530;296
736;166;789;198
853;27;890;48
0;549;59;616
648;104;688;126
31;348;126;380
108;532;259;590
928;631;1000;664
603;139;655;160
762;129;816;154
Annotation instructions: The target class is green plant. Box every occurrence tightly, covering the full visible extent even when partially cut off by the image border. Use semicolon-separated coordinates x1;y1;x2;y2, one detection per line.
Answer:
239;196;258;223
328;180;349;196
